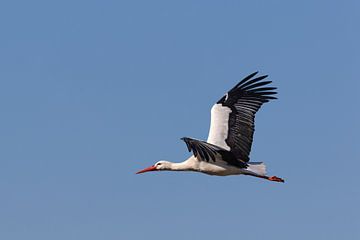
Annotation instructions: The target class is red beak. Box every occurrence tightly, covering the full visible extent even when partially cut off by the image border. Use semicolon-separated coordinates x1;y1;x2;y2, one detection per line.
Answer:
136;165;158;174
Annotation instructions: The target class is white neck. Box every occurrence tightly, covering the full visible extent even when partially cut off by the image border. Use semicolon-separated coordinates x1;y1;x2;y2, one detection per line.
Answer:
166;160;196;171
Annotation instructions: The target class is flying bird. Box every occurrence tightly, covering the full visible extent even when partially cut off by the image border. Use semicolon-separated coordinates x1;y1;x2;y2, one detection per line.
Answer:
136;72;284;183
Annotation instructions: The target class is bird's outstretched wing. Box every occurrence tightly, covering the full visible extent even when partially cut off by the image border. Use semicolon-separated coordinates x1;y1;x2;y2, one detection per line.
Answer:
181;137;248;168
206;72;277;162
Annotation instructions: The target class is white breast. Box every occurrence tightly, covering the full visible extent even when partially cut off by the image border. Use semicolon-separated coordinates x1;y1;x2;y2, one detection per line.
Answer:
185;155;244;176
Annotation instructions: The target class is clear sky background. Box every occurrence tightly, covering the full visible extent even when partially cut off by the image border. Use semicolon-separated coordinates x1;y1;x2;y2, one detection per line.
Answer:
0;1;359;239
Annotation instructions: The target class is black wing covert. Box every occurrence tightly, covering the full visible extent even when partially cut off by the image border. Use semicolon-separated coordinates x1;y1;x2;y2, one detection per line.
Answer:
217;72;277;162
181;137;248;168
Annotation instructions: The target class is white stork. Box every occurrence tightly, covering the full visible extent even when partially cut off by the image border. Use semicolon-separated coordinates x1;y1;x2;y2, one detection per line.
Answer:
136;72;284;183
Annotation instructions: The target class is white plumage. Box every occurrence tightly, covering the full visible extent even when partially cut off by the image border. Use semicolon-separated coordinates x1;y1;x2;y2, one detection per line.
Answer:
207;104;232;150
137;72;284;183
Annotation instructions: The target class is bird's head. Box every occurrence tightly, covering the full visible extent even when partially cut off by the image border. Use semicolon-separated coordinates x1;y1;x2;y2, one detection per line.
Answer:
136;160;171;174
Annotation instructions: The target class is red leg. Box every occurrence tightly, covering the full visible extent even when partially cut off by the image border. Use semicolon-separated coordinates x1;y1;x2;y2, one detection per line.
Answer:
267;176;285;183
245;173;285;183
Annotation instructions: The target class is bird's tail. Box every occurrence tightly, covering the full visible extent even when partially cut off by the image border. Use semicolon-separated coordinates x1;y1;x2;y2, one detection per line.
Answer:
246;162;267;176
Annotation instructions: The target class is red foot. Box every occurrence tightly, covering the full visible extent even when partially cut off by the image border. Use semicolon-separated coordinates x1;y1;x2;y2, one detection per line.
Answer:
268;176;285;183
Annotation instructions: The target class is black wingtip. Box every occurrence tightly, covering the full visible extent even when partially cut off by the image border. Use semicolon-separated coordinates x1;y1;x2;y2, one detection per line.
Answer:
181;137;192;152
238;71;258;84
217;71;276;104
228;71;260;94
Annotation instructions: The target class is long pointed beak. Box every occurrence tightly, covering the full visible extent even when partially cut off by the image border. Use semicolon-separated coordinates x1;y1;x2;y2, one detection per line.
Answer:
136;165;158;174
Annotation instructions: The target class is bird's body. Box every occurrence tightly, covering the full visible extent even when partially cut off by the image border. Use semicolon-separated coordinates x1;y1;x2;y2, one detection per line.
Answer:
148;155;267;177
152;157;244;176
137;72;284;183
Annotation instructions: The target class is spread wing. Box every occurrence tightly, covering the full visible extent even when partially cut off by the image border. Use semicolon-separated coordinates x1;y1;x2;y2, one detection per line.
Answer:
206;72;277;162
181;137;247;168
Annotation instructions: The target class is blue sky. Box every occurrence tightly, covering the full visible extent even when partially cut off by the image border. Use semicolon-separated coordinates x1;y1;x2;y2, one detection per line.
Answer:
0;1;359;239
